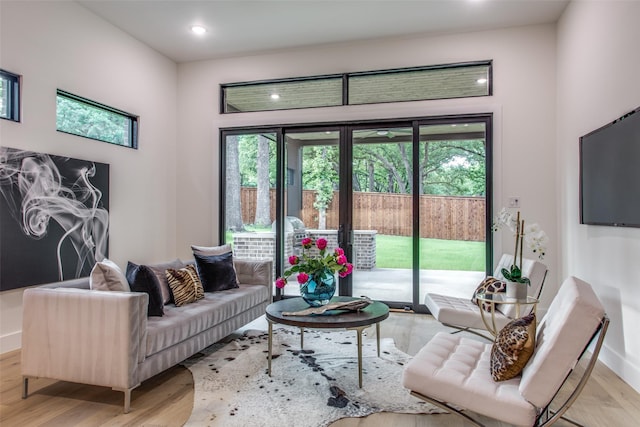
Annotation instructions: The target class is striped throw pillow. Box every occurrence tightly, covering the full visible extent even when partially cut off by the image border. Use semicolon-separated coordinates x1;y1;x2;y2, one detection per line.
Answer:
166;265;204;307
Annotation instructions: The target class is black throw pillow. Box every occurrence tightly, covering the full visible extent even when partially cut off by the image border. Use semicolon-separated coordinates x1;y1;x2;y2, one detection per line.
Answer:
194;252;239;292
126;262;165;317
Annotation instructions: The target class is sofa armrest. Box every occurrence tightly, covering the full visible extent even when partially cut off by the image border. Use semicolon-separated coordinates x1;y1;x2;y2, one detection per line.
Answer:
21;288;148;391
38;277;90;290
234;258;273;287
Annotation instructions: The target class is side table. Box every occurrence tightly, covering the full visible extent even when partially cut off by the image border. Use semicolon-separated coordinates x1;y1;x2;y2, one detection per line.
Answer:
475;292;539;337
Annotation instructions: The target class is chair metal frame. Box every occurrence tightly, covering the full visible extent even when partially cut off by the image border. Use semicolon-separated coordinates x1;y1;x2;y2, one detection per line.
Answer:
409;315;609;427
444;269;548;342
426;254;548;341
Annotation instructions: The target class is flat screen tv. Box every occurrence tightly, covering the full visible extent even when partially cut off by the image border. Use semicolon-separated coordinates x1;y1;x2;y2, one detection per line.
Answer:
580;106;640;228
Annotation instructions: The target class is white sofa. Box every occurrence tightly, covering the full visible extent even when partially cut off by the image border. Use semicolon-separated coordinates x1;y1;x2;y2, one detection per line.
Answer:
21;258;272;413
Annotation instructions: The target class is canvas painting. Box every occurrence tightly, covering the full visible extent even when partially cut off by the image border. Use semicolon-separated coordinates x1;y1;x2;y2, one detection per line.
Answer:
0;147;109;291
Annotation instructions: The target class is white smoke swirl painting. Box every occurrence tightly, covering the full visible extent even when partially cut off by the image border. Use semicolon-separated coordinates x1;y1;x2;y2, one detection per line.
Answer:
0;147;109;290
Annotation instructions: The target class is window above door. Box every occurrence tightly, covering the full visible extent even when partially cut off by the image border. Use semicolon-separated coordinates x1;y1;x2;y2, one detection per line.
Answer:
221;60;492;113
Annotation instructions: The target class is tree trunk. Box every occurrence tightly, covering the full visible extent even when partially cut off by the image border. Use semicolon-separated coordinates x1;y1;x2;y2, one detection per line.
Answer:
225;135;244;231
318;207;327;230
419;141;430;195
254;135;271;227
353;171;361;192
368;161;375;192
363;148;407;194
398;143;412;194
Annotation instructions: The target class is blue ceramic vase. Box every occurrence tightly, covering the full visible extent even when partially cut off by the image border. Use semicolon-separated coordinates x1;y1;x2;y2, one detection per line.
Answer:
300;267;336;307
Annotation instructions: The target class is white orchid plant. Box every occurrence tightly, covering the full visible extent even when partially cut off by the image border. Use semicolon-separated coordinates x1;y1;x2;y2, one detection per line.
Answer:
492;208;548;285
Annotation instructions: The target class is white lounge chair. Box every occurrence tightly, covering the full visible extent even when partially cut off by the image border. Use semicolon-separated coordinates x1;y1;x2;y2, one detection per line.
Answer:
403;276;609;427
424;254;547;340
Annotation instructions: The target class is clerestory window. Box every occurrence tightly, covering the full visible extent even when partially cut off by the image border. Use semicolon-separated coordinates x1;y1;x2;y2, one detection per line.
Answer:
56;90;139;149
221;60;491;113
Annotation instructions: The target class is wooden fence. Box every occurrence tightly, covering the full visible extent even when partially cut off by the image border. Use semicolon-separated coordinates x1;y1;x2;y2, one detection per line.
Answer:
240;188;485;241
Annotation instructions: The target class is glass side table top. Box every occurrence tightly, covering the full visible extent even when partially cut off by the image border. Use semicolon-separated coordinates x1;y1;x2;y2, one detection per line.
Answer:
475;292;539;305
475;292;539;337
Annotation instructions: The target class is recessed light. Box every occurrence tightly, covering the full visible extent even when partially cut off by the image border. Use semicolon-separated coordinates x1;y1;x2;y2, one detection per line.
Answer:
476;78;488;84
376;130;389;136
190;25;207;35
270;93;280;100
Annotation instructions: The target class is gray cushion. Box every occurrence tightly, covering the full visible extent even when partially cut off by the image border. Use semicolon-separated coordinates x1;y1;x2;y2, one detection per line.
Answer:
191;244;232;256
147;259;184;304
144;284;270;357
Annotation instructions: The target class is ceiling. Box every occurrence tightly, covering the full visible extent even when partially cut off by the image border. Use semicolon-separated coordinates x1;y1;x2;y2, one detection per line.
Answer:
77;0;570;63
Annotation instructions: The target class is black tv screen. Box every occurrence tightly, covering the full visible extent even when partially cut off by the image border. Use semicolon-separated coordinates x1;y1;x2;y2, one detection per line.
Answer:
580;106;640;227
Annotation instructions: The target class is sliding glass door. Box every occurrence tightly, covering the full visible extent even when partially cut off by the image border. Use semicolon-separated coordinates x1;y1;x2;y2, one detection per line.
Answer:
220;115;491;311
416;122;489;304
222;131;278;283
281;128;341;297
350;126;414;303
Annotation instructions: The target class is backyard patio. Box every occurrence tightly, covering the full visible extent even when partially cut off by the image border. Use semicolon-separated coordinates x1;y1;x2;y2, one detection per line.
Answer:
281;267;485;304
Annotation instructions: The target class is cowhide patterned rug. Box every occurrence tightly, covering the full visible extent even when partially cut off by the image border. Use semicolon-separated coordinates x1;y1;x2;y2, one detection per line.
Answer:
181;327;443;427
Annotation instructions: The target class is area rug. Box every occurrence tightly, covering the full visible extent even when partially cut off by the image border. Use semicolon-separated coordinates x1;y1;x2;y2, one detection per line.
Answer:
181;327;442;427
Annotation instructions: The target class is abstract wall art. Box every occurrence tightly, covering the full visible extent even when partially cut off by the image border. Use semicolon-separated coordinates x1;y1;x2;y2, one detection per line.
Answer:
0;147;109;291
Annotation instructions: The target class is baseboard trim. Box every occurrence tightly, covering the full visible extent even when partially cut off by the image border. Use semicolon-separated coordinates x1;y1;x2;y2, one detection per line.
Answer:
0;331;21;355
600;343;640;394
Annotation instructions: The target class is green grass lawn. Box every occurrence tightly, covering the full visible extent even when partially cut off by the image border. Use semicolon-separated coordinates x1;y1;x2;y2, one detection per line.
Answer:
228;227;485;272
375;234;485;271
225;225;271;243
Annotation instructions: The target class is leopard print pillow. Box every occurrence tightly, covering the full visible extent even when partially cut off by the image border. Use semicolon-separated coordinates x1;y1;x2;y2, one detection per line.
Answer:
490;312;536;381
471;276;506;312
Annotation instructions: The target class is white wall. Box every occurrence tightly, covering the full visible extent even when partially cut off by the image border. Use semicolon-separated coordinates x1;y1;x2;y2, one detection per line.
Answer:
0;1;178;352
557;1;640;392
177;24;559;298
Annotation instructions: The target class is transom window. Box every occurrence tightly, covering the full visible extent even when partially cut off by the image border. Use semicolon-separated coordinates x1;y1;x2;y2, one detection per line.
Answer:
221;60;491;113
56;90;139;148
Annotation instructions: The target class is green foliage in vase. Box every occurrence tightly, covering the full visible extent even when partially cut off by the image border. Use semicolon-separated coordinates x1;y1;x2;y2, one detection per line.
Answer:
501;264;531;285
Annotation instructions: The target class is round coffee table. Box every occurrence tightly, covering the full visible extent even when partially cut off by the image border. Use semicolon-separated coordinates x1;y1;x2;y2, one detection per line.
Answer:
265;296;390;388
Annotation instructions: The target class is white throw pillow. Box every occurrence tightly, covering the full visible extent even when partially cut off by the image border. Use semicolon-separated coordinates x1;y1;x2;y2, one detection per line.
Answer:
90;259;130;292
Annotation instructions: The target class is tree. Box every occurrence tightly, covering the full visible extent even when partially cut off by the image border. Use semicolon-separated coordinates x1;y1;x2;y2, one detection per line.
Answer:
353;143;411;194
420;140;485;196
351;138;485;196
56;97;130;146
254;134;271;227
302;145;338;229
225;135;244;231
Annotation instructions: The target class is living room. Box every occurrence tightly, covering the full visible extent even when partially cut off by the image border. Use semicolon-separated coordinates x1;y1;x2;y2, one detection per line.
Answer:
1;0;639;425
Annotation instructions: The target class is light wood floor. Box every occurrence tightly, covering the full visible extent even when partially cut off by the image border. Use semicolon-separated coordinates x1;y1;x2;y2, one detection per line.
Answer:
1;312;639;426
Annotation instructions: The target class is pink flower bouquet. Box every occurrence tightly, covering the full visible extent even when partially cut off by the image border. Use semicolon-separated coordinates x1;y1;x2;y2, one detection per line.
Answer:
275;237;353;289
